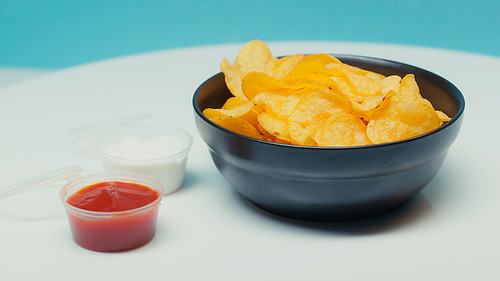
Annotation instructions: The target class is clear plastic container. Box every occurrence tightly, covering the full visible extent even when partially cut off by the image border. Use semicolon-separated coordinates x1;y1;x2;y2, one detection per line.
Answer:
59;172;163;252
95;125;193;195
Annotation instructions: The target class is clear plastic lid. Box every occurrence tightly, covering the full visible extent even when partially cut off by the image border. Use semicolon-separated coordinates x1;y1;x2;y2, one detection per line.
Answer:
0;165;83;200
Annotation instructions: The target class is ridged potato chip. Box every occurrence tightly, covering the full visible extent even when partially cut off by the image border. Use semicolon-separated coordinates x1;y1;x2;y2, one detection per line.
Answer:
301;53;342;65
242;72;292;100
233;40;277;75
288;88;352;125
220;58;246;100
257;113;293;143
436;110;451;123
204;101;259;129
222;97;248;109
281;60;332;84
366;88;441;144
311;113;372;146
271;54;305;79
253;92;302;119
221;40;278;100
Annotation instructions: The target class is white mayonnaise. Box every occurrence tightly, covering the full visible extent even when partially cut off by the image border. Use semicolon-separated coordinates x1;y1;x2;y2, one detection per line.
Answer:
96;125;193;195
106;136;187;160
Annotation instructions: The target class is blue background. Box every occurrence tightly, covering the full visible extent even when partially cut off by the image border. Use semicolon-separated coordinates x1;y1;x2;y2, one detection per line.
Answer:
1;0;499;69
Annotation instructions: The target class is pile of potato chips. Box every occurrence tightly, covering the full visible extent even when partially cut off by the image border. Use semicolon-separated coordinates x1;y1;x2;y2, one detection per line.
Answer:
204;40;451;146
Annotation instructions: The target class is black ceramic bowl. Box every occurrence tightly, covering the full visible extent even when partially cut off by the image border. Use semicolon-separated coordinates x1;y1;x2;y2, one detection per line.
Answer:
193;55;465;222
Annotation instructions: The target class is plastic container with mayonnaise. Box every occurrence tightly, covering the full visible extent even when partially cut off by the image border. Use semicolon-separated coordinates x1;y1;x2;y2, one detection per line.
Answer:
95;125;193;195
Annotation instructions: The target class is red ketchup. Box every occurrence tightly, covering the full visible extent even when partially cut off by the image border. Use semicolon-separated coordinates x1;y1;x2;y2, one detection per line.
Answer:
65;180;161;252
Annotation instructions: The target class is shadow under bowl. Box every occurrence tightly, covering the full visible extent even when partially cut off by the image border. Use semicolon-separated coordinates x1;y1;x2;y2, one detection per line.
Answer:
193;55;465;222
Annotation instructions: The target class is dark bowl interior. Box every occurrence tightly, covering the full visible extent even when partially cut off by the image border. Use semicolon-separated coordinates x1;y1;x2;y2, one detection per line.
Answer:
193;55;465;222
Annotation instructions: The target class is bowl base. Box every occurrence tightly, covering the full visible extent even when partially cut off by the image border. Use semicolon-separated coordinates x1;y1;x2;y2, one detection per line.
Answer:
247;199;409;223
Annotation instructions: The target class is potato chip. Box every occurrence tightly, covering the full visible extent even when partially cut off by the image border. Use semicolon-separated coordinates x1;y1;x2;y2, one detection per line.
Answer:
326;62;384;79
206;40;450;147
209;117;263;140
289;70;341;91
301;136;318;146
233;40;277;75
288;122;312;145
301;54;341;65
380;75;401;96
290;79;332;91
366;94;441;144
220;58;246;100
281;60;332;84
257;123;275;141
311;113;372;146
203;101;253;119
288;88;352;125
222;97;249;109
221;40;278;100
253;92;302;119
350;94;387;120
272;137;293;145
271;54;305;79
302;72;338;87
328;76;360;101
257;113;293;142
345;72;382;97
399;74;422;98
282;54;342;85
436;110;451;122
204;101;259;128
242;72;292;100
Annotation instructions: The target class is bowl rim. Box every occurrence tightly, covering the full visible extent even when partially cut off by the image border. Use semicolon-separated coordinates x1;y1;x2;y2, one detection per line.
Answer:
193;54;466;150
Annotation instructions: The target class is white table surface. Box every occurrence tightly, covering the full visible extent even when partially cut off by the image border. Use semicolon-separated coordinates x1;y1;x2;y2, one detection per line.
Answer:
0;41;498;281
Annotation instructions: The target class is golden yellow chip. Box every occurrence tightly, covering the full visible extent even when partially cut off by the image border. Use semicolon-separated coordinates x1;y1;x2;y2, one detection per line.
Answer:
350;95;386;120
257;113;293;142
257;123;274;141
272;137;293;145
220;58;246;100
399;74;422;98
222;97;249;109
436;110;451;122
271;54;305;79
288;88;352;125
233;40;277;75
290;79;332;92
221;40;278;100
366;94;441;144
311;113;372;146
253;92;302;119
328;76;360;101
346;72;382;97
302;72;337;87
204;101;259;129
380;75;401;96
203;101;253;119
209;117;263;140
301;54;341;65
242;72;292;100
288;122;312;145
326;62;384;79
281;60;331;84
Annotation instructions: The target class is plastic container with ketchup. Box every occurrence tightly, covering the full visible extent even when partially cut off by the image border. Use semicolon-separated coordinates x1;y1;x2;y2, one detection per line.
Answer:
0;166;163;252
60;171;163;252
